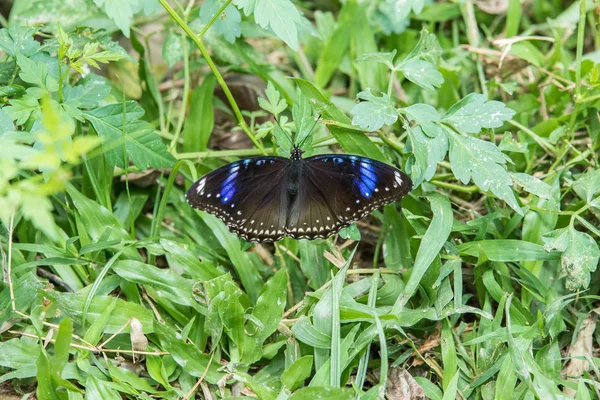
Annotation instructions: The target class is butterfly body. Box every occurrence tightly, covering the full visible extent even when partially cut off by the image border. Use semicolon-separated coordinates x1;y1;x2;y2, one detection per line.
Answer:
186;146;412;242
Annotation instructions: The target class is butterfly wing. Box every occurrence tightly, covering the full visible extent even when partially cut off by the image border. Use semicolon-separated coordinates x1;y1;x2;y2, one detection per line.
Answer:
286;155;412;239
186;157;290;242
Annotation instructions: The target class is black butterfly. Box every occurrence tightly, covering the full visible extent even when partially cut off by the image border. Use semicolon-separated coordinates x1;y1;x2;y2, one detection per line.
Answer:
186;146;412;242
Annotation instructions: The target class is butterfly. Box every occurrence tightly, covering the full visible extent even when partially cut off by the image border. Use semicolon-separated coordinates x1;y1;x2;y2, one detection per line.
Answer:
186;145;413;243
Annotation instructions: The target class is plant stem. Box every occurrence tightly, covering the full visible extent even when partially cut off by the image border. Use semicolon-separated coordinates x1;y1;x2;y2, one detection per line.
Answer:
198;0;233;39
158;0;265;154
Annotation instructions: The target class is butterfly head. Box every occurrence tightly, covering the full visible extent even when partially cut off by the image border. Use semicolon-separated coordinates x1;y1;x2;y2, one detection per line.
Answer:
290;145;304;161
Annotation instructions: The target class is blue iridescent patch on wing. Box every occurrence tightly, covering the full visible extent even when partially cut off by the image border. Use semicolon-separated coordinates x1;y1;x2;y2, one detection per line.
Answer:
354;161;377;198
220;167;239;203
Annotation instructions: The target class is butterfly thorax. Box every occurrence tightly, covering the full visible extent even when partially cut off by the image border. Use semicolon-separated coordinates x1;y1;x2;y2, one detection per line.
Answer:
290;146;304;161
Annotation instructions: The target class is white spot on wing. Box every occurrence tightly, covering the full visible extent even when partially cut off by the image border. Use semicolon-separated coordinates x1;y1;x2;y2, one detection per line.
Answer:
196;178;206;194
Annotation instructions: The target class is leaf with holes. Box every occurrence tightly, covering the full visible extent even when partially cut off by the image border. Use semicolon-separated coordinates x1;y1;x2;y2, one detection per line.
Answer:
543;226;600;291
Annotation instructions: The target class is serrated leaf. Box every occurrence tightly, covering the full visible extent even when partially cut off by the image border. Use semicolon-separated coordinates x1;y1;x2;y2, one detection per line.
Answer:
5;94;40;125
499;132;528;153
449;133;522;214
236;0;256;15
254;0;301;50
573;169;600;203
511;173;554;202
93;0;145;37
443;93;515;134
357;50;396;70
339;223;361;241
16;54;59;93
404;28;442;64
350;88;398;131
0;26;40;58
543;227;600;291
200;0;242;43
258;81;287;118
398;59;444;90
84;101;176;169
405;125;448;186
403;103;443;137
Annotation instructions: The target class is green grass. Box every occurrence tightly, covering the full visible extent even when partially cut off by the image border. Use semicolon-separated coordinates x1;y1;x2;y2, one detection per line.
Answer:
1;0;599;399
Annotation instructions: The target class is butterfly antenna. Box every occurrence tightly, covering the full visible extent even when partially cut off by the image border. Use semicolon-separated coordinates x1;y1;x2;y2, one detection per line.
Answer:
274;117;293;147
298;114;322;149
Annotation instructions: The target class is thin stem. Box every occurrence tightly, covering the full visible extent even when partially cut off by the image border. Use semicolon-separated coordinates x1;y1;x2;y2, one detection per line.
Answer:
7;213;16;312
198;0;233;39
170;31;191;150
158;0;265;154
508;119;557;154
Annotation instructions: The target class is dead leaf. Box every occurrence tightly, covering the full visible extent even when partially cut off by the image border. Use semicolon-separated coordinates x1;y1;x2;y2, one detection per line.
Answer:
475;0;509;14
562;313;597;396
386;367;425;400
130;317;148;363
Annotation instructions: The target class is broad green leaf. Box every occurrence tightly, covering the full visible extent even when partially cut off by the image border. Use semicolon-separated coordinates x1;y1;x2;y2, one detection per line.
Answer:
509;41;546;67
0;338;38;372
85;375;122;400
338;223;361;241
405;125;448;186
251;268;287;341
499;132;528;153
154;314;223;384
281;355;313;390
197;212;263;302
449;133;522;214
0;272;43;327
350;89;398;131
403;28;442;63
291;316;331;349
398;59;444;90
93;0;157;37
0;26;40;57
5;92;40;124
573;169;600;202
200;0;241;43
111;260;195;307
254;0;301;50
511;173;554;201
183;76;216;153
161;31;184;67
403;103;443;138
394;193;452;311
357;50;396;70
458;239;561;261
293;92;315;148
290;386;354;400
373;0;425;35
542;227;600;290
16;54;59;93
443;93;515;133
84;101;176;169
45;291;155;334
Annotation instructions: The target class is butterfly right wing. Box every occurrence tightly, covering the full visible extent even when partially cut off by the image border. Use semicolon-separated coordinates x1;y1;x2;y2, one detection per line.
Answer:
186;157;290;242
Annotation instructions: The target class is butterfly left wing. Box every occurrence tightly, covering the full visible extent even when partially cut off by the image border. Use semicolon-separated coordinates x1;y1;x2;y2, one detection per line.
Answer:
286;154;412;239
186;157;290;242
